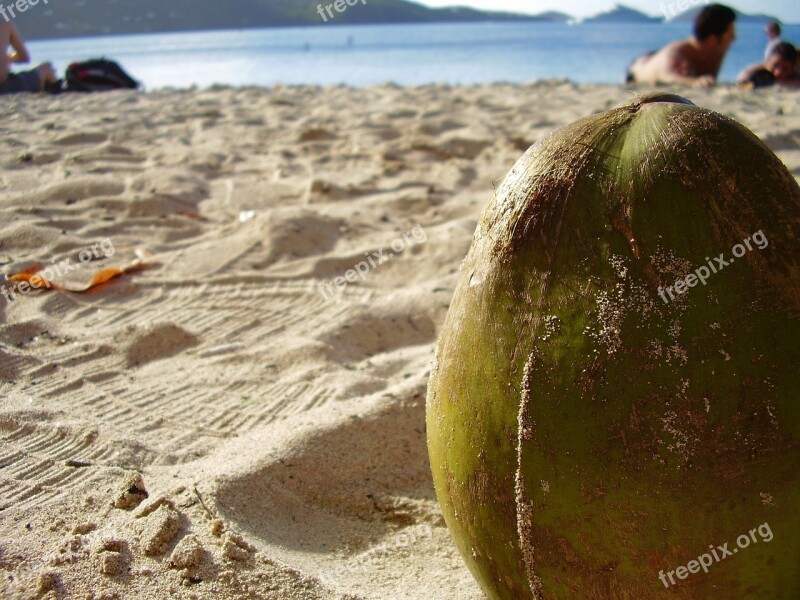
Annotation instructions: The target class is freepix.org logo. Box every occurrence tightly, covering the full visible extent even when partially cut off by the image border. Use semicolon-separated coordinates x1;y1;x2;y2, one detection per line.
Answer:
317;225;427;302
1;238;116;304
0;0;48;23
658;522;773;588
317;0;367;23
660;0;709;21
657;230;768;304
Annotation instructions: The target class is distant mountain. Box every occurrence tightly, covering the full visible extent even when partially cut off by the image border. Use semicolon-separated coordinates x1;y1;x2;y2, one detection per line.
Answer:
586;4;662;23
12;0;574;40
669;7;780;24
529;11;572;23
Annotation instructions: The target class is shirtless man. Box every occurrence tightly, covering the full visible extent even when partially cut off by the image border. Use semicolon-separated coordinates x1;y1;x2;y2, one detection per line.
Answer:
627;4;737;87
0;20;57;94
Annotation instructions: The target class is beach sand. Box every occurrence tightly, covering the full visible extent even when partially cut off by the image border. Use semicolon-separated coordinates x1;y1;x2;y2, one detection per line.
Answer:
0;82;798;599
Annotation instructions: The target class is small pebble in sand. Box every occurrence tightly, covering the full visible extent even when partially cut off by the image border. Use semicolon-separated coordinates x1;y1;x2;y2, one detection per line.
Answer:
210;519;225;537
99;551;127;576
135;496;176;518
37;570;60;593
170;534;205;569
141;505;181;556
222;533;254;562
113;472;149;510
94;537;130;576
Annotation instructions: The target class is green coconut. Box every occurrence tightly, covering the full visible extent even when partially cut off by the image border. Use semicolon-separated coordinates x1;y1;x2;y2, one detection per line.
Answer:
426;93;800;600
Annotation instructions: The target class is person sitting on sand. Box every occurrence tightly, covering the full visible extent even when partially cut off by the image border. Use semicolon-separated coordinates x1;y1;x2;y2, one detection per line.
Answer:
0;21;57;95
764;21;782;61
738;42;800;89
626;4;737;87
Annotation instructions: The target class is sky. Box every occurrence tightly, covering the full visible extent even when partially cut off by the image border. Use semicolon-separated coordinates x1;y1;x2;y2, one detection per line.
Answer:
416;1;800;23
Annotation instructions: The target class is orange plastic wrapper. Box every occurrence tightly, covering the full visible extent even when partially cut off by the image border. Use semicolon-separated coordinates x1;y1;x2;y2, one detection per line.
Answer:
6;249;152;294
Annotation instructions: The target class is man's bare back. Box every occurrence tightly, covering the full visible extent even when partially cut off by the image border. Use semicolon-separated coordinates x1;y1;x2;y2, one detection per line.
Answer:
630;39;721;87
627;4;736;87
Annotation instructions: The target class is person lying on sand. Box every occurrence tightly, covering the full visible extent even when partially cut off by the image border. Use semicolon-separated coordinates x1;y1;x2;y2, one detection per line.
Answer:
738;42;800;89
0;21;57;95
626;4;736;87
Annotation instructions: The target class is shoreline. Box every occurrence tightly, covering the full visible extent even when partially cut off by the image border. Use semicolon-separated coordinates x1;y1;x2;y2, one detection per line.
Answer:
6;79;800;95
24;21;799;89
22;19;800;43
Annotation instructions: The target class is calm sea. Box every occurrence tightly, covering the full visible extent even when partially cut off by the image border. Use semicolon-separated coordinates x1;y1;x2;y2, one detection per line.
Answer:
27;22;800;89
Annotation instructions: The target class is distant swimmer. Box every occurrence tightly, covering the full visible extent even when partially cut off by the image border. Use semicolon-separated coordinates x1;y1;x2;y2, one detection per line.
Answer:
626;4;736;87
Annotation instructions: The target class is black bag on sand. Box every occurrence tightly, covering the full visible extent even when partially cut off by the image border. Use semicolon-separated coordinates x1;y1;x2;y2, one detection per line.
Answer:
64;59;140;92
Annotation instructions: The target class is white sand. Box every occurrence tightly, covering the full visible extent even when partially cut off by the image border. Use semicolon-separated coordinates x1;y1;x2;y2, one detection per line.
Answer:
0;82;798;599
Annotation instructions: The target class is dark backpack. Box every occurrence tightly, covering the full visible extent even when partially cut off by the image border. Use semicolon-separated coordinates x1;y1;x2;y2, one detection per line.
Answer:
65;59;140;92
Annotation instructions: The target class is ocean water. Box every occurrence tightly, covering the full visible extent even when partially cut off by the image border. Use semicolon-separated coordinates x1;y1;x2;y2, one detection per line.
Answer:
26;22;800;89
